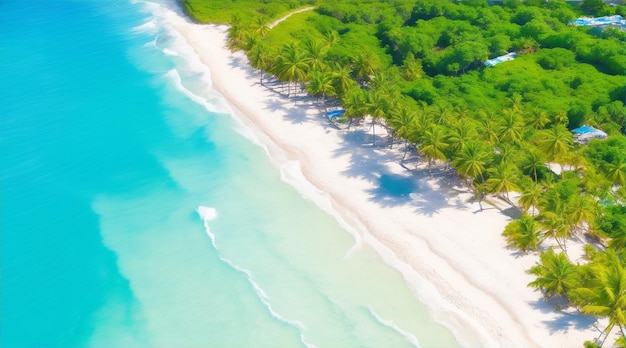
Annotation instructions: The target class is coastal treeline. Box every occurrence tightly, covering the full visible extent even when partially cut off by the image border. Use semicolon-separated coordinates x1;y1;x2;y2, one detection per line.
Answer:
181;0;626;346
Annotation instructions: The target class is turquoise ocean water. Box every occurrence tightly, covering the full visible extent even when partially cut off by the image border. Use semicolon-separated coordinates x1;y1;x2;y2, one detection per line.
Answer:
1;1;472;347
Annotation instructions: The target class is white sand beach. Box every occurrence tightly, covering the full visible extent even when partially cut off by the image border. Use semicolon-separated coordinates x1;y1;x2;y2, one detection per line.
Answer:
164;8;597;348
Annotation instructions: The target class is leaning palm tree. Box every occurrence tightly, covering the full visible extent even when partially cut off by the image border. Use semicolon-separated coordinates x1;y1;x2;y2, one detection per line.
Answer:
528;248;579;300
518;181;543;215
485;162;522;203
571;250;626;348
539;211;572;254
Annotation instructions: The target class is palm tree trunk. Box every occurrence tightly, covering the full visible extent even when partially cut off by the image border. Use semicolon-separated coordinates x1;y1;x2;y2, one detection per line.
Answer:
372;120;376;146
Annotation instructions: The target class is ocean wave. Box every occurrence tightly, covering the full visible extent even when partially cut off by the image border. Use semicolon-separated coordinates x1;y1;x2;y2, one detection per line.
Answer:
164;69;228;115
367;307;421;348
196;206;317;348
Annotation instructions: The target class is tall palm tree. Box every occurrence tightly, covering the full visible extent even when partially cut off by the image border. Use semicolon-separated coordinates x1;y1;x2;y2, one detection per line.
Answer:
306;69;335;108
519;181;543;215
520;149;547;182
528;248;579;299
499;108;524;144
366;90;389;146
331;64;357;98
247;39;273;85
302;38;329;72
342;86;367;129
352;51;379;83
527;108;551;130
537;125;574;164
253;16;270;38
390;107;416;158
605;160;626;187
452;141;490;187
572;250;626;347
486;162;521;202
566;194;597;234
540;211;572;254
494;143;520;166
419;126;448;172
324;30;339;47
502;214;543;253
446;119;477;158
273;42;309;96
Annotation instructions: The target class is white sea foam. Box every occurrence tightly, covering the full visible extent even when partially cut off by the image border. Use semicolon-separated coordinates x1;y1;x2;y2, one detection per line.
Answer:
368;307;421;348
133;19;157;34
164;69;228;115
196;206;317;348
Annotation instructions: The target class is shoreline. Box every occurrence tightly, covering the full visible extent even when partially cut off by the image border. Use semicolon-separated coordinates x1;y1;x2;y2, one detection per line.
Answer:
162;7;596;348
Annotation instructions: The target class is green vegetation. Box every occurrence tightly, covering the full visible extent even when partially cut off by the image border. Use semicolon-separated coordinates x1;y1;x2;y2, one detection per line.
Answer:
183;0;626;346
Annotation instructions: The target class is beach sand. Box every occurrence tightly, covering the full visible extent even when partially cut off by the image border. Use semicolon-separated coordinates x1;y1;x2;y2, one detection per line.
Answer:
164;8;597;348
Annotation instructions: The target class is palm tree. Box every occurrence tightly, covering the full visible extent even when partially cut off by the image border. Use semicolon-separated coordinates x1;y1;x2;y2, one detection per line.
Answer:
253;16;270;38
331;64;357;97
273;42;309;96
302;38;329;72
479;116;501;146
486;162;521;203
324;30;339;47
537;125;574;164
528;248;579;299
499;108;524;144
390;107;416;159
502;214;543;253
227;14;249;51
494;143;520;166
605;160;626;187
247;39;273;85
306;69;335;108
527;108;551;130
520;149;547;182
446;119;477;158
540;211;572;254
566;194;597;234
366;90;388;146
419;126;448;172
342;86;367;129
352;51;379;83
519;181;543;215
572;250;626;347
452;141;490;187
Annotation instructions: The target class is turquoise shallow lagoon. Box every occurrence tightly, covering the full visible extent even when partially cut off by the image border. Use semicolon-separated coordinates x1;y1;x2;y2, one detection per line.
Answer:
1;1;463;347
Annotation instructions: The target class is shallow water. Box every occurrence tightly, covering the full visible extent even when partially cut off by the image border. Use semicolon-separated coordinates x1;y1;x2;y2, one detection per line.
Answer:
1;1;464;347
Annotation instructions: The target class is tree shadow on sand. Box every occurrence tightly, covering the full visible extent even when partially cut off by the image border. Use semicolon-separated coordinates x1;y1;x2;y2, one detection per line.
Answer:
332;129;469;215
529;299;597;334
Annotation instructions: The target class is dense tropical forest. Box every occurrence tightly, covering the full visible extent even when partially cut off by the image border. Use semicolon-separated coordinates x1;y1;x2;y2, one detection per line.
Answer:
181;0;626;346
